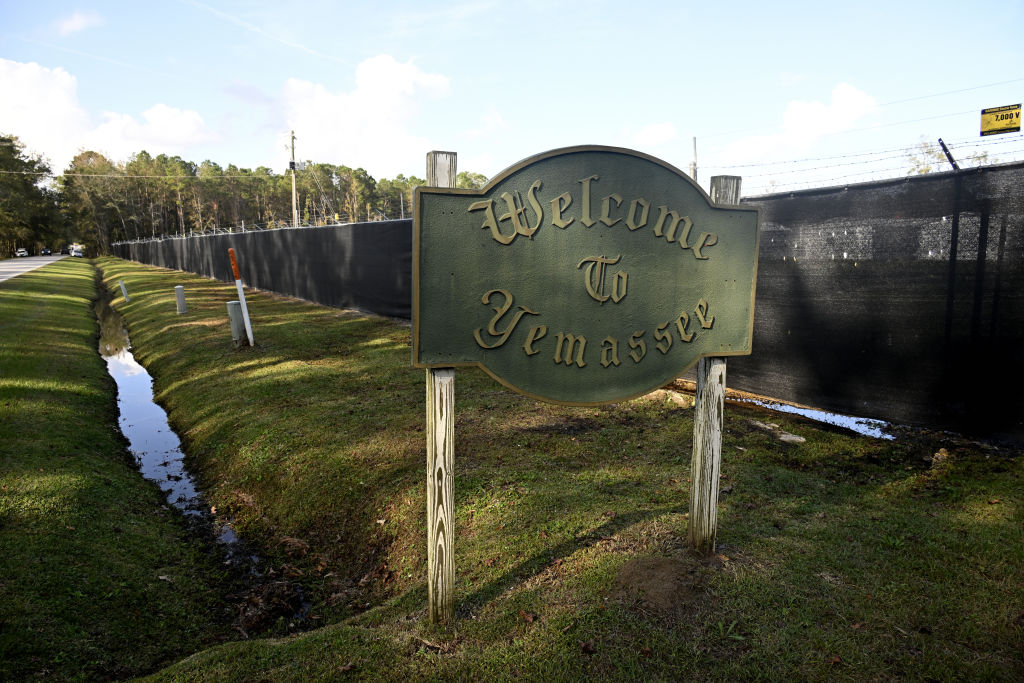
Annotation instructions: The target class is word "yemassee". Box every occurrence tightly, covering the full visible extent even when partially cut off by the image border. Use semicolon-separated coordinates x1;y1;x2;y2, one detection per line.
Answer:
473;289;715;369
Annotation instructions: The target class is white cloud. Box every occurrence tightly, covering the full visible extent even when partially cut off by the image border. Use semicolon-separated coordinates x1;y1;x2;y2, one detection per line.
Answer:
715;83;877;166
0;59;89;168
782;83;876;140
282;54;449;178
628;122;678;149
57;11;103;37
464;105;506;138
90;104;219;160
0;58;217;172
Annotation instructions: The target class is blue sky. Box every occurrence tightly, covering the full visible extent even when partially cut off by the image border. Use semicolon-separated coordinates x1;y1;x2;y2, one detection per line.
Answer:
1;0;1022;194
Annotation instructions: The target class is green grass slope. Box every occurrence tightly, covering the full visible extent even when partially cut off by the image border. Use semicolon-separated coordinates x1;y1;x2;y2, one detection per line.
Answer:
90;257;1022;682
10;255;1020;681
0;258;230;680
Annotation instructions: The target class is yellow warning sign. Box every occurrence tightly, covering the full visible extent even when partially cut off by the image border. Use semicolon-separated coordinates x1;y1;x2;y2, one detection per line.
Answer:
981;104;1021;136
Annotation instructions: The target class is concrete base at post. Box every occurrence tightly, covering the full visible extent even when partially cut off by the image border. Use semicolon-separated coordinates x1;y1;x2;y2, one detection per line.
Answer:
227;300;248;348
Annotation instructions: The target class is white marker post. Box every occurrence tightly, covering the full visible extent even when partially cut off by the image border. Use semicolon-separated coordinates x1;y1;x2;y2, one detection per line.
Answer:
175;285;186;314
118;279;130;302
228;248;254;347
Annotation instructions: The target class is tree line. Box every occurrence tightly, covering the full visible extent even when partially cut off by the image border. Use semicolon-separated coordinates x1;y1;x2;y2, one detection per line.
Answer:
0;136;62;256
1;133;488;256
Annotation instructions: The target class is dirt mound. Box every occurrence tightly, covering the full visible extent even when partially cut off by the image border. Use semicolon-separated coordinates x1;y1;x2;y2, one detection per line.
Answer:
610;555;709;621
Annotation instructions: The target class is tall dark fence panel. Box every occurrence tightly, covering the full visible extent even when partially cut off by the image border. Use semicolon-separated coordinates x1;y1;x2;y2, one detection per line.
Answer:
114;220;413;319
113;164;1024;439
733;162;1024;440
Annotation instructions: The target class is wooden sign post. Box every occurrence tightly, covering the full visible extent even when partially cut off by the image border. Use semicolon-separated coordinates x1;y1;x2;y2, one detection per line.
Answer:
425;151;458;623
689;175;741;555
415;148;758;621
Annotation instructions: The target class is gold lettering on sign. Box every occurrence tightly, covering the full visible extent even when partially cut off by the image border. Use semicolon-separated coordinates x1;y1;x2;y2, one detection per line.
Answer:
693;232;718;259
600;193;623;227
522;325;547;356
526;180;544;235
468;199;516;245
464;173;719;260
579;175;598;227
610;270;628;303
469;180;544;245
653;206;693;248
626;198;650;231
499;191;532;239
465;290;718;367
695;298;714;328
550;192;574;229
473;289;538;349
577;255;626;304
554;333;587;367
654;321;673;354
600;336;621;367
676;312;694;342
628;330;646;363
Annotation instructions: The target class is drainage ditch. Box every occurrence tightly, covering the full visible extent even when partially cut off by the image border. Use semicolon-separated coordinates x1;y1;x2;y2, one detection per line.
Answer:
94;276;310;635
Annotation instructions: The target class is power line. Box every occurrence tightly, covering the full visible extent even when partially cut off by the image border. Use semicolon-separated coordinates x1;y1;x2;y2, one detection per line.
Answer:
745;148;1024;194
875;77;1024;107
704;133;1023;173
699;77;1024;142
0;170;287;179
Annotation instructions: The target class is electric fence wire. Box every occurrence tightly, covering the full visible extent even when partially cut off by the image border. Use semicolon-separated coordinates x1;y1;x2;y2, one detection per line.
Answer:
710;134;1024;193
704;133;1024;170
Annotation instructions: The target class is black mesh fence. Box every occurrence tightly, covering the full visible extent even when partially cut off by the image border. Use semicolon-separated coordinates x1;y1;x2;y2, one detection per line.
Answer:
113;220;412;320
113;162;1024;440
733;162;1024;440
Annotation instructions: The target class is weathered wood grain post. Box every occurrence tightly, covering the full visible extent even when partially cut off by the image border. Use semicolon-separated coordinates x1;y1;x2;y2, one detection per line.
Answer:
118;279;130;302
425;150;458;623
689;175;742;555
175;285;186;314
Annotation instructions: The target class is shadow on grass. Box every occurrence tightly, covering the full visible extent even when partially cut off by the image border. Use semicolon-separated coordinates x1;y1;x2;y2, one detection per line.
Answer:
458;503;686;617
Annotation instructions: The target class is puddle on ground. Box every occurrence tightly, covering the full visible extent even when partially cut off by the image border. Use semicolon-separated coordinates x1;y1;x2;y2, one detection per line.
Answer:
739;398;894;440
94;287;259;566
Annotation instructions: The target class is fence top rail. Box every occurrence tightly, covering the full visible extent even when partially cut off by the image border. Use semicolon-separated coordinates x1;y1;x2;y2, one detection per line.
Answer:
110;218;412;247
743;159;1024;201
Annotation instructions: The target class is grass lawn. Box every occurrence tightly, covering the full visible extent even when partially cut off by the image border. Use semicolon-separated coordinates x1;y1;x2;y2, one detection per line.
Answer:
5;255;1022;681
0;258;232;680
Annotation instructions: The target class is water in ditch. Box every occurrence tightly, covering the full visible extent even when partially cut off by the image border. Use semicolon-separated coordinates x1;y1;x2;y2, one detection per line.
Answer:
95;284;316;633
94;287;258;568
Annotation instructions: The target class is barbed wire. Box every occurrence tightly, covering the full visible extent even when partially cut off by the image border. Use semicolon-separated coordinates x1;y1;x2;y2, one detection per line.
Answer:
703;133;1023;170
699;77;1024;142
743;148;1024;194
724;143;1024;180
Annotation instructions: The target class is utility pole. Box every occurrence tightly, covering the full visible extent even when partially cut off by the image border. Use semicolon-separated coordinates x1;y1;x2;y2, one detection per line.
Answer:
689;137;698;182
290;130;299;227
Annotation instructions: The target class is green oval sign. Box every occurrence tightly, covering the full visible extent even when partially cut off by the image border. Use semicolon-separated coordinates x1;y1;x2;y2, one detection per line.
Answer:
413;146;760;405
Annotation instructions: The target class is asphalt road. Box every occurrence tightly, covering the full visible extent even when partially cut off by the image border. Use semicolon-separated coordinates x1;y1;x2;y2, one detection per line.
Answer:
0;255;69;283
